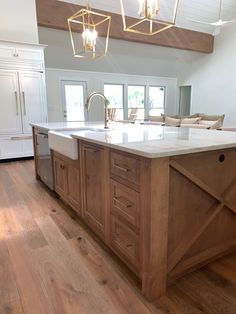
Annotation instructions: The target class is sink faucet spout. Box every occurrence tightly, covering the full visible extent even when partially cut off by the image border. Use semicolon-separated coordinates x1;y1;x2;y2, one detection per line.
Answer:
85;92;109;129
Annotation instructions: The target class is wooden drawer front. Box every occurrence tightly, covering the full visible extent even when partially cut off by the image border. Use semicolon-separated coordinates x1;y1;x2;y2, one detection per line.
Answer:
110;180;140;229
111;215;140;269
110;151;140;185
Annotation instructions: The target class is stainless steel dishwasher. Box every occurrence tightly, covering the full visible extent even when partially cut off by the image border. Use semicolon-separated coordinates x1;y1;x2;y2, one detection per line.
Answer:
35;130;54;190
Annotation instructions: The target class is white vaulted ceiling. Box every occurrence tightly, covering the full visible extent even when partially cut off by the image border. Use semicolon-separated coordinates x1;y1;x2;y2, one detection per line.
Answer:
58;0;236;34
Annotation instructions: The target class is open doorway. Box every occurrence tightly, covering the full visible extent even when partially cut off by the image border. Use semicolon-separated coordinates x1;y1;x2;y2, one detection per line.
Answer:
178;85;192;116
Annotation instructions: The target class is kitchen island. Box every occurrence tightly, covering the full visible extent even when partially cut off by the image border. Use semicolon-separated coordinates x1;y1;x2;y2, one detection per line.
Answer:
32;123;236;300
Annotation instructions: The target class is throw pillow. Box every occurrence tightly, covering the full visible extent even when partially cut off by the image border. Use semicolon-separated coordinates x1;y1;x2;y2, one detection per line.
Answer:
165;115;181;126
181;117;201;125
198;120;216;126
148;115;164;122
209;118;222;129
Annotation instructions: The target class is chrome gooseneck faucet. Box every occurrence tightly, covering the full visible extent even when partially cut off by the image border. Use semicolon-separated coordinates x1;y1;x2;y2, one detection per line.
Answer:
85;92;110;129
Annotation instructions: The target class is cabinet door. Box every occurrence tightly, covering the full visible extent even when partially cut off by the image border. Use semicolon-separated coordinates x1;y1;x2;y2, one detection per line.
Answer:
82;143;106;238
0;70;22;134
66;160;81;215
19;72;46;134
54;156;66;197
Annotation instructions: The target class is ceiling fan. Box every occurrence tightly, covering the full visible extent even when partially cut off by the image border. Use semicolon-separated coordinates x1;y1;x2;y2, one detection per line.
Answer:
188;0;236;35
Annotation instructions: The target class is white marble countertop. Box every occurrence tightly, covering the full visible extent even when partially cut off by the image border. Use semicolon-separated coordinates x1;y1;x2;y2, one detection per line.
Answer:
32;122;236;158
70;123;236;158
30;121;103;131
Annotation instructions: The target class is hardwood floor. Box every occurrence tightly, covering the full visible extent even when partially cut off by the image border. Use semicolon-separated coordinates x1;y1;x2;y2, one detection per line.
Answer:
0;160;236;314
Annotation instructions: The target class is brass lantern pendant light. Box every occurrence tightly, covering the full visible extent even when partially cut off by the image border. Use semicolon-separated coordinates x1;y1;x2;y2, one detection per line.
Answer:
120;0;180;36
68;4;111;59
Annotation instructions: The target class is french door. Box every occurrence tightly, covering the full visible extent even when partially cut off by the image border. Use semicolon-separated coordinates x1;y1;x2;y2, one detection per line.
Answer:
61;80;87;122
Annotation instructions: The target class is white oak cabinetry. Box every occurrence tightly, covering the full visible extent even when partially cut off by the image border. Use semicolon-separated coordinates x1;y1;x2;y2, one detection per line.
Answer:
45;137;236;301
53;151;81;215
0;40;47;159
80;142;107;240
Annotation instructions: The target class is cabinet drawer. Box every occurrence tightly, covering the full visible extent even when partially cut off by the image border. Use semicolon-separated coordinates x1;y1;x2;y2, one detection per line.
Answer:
110;151;140;185
16;48;43;62
111;215;140;271
0;45;15;59
0;136;33;159
110;180;140;229
0;44;44;71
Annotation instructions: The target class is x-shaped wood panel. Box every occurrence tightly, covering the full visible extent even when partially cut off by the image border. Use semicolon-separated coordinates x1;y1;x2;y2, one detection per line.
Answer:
168;160;236;273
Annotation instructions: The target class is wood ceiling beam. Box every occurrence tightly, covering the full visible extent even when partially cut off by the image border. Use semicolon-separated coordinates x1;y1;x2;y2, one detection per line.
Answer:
36;0;214;54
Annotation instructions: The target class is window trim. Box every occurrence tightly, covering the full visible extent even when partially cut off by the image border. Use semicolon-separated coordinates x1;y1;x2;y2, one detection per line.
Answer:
148;85;166;118
103;82;166;121
60;79;88;122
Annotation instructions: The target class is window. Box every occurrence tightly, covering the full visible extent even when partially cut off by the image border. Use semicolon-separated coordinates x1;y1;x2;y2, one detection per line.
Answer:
103;83;166;122
61;81;87;122
104;84;124;120
148;86;165;116
128;85;145;120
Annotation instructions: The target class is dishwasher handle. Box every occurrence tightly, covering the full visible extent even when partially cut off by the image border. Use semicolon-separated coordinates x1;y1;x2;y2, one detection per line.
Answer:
36;132;48;139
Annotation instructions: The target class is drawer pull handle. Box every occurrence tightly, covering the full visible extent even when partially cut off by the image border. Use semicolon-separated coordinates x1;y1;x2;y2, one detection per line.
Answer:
22;91;26;115
14;91;19;115
60;165;65;170
11;136;32;140
113;163;131;172
113;197;132;208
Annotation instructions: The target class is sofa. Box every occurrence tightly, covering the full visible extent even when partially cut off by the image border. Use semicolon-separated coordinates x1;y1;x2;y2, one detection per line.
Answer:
146;113;225;130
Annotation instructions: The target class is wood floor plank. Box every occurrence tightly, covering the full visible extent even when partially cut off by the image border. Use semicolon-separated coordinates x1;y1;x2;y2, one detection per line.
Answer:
175;270;236;314
6;233;54;314
35;215;122;314
0;239;24;314
1;160;236;314
69;237;158;314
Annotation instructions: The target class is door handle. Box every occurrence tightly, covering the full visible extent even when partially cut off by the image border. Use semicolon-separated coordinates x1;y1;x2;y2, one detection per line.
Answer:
14;91;19;115
22;91;26;115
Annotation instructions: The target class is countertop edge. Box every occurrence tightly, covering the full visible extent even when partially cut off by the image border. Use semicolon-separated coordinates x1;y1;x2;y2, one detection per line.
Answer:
71;133;236;159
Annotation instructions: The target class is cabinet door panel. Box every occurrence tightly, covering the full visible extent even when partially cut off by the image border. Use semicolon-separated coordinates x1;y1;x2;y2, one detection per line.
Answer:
19;72;45;134
67;161;81;215
82;143;106;238
0;71;22;134
54;156;66;197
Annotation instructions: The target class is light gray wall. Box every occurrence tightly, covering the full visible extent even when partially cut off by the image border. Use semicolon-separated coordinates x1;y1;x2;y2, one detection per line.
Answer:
38;26;187;77
45;68;177;122
0;0;38;43
38;27;181;122
178;24;236;126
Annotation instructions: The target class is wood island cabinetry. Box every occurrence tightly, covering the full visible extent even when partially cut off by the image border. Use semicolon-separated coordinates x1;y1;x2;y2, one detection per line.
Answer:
53;151;81;215
51;140;236;301
80;142;108;241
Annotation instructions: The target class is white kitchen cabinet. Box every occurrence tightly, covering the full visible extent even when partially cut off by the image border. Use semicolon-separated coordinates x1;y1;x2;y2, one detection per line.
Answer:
0;71;22;134
0;40;47;160
19;72;45;134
